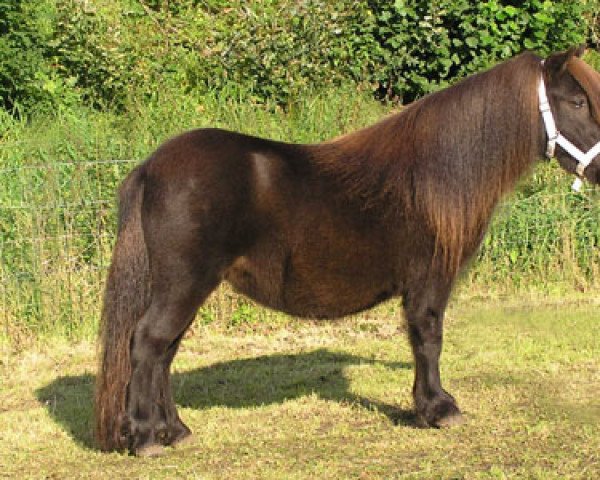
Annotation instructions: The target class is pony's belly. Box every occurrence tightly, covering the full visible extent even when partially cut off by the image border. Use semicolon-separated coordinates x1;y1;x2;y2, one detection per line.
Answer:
224;253;287;311
281;270;398;319
224;252;399;319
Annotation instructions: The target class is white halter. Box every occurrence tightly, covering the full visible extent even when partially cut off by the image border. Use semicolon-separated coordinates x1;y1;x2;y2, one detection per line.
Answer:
538;63;600;191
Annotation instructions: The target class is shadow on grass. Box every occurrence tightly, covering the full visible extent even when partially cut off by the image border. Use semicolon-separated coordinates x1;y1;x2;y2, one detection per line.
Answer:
35;348;413;449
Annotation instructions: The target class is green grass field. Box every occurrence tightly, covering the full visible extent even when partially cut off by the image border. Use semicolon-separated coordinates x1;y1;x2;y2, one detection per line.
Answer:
1;300;598;479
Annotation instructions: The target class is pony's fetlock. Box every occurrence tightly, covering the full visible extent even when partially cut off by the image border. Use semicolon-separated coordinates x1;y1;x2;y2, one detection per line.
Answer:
127;417;191;455
117;413;131;450
127;419;168;456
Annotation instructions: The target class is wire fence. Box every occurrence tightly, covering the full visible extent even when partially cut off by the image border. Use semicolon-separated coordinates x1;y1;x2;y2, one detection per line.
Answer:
1;159;136;339
1;159;599;340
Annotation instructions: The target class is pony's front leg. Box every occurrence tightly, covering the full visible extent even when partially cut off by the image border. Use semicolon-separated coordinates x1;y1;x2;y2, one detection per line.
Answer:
404;281;464;428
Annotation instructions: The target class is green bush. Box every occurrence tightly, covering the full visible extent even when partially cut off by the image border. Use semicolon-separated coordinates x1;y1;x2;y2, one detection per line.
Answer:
187;0;593;103
367;0;589;101
50;0;182;110
0;0;597;113
587;0;600;48
0;0;59;113
186;0;381;103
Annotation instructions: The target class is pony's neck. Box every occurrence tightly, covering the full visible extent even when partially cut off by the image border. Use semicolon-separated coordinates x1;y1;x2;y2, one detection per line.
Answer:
316;52;544;272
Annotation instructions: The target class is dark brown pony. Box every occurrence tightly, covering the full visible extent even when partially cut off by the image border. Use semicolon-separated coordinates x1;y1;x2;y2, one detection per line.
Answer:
95;47;600;456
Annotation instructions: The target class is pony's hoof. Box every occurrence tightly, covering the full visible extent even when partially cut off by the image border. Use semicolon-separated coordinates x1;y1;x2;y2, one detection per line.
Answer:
136;444;165;457
434;411;465;428
415;395;464;428
171;432;194;448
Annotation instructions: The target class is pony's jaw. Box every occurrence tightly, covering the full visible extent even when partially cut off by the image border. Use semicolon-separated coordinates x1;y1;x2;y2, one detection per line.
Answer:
576;158;600;186
554;150;600;186
589;162;600;185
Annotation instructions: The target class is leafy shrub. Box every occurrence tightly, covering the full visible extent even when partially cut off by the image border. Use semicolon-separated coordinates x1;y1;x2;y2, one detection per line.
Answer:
587;0;600;48
0;0;596;113
367;0;590;102
180;0;594;104
186;0;381;103
50;0;181;110
0;0;59;113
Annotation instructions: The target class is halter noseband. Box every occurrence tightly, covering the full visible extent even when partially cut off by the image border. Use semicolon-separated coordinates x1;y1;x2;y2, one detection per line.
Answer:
538;62;600;191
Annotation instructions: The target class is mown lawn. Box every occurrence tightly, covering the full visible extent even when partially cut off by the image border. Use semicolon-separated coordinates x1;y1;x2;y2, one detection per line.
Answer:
0;300;598;479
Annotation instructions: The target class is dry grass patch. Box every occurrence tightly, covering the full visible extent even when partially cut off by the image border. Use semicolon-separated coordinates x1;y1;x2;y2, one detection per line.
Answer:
0;301;598;479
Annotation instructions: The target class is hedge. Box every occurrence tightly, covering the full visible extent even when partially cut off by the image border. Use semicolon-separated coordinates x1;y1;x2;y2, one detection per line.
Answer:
0;0;597;114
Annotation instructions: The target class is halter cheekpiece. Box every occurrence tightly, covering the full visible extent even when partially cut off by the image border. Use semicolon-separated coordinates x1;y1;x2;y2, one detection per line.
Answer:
538;60;600;191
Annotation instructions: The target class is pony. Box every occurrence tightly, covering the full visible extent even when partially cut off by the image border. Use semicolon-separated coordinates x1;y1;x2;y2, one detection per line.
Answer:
95;46;600;456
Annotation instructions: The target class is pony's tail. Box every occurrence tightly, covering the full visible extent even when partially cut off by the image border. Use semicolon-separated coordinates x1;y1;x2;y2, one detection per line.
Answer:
95;166;151;451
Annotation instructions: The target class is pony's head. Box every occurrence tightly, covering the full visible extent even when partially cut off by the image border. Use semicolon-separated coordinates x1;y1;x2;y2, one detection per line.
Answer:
542;46;600;187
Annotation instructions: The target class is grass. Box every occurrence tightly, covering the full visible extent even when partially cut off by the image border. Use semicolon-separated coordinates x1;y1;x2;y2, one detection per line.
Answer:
1;300;598;479
1;85;599;344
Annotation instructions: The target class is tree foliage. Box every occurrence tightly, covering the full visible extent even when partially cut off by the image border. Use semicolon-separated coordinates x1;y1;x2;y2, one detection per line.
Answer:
0;0;60;113
0;0;596;114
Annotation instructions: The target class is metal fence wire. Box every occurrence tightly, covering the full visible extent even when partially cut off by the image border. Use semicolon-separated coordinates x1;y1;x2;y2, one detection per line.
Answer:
1;160;599;337
1;160;136;336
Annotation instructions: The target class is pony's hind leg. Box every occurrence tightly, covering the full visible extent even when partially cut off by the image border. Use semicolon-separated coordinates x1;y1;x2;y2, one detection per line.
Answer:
404;278;464;428
151;329;194;448
123;155;249;455
161;333;194;446
126;276;217;456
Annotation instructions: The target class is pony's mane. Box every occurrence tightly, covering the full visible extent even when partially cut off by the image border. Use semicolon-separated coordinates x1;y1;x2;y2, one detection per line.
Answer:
313;52;543;274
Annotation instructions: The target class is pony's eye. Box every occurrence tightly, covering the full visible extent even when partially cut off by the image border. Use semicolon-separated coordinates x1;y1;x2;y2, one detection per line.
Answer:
572;99;586;109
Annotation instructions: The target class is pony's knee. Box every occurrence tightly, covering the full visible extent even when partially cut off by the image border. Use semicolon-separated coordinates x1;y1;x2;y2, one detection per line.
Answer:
406;305;445;349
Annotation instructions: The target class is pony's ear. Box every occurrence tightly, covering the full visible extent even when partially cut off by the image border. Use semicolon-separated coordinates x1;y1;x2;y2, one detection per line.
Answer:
545;45;586;77
574;44;587;58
